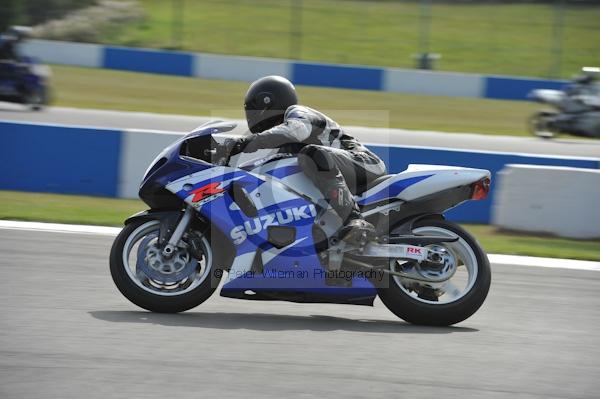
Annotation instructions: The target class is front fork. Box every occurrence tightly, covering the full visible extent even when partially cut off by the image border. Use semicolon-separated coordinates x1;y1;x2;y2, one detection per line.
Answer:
161;206;195;257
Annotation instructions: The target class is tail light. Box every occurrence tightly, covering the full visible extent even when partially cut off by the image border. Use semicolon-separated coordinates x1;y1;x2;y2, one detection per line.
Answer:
471;177;491;200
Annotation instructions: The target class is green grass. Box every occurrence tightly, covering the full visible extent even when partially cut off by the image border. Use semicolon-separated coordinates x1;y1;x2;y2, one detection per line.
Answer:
0;190;144;227
1;190;598;261
52;65;540;136
99;0;600;78
466;225;600;262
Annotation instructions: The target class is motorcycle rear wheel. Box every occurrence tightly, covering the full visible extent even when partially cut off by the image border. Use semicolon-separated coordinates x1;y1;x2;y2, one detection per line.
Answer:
23;87;46;111
377;219;491;326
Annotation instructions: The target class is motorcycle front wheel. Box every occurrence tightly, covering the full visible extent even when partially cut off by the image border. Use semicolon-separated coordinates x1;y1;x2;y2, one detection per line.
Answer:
378;219;491;326
110;219;221;313
528;111;558;139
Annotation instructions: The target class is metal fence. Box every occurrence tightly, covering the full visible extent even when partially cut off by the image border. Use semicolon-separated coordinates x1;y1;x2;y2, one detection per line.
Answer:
151;0;599;78
6;0;599;78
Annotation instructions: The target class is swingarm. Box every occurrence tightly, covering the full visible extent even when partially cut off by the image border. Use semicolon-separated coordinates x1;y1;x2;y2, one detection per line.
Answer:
344;234;459;283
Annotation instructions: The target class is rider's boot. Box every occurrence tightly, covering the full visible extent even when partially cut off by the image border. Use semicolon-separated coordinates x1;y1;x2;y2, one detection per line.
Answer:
327;172;376;246
340;212;376;246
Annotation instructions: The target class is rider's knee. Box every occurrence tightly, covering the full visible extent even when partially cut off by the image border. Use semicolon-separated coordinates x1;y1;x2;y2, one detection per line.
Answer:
299;145;335;172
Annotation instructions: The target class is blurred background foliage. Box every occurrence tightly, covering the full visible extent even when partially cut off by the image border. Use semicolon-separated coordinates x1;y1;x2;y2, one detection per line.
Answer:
0;0;96;28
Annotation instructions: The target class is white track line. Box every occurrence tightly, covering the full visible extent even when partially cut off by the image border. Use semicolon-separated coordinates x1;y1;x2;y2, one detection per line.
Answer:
1;220;598;271
0;220;121;236
487;254;600;272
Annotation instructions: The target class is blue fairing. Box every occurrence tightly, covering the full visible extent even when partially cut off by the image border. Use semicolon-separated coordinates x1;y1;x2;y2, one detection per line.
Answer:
264;165;303;178
188;174;377;298
139;121;235;197
0;61;45;97
143;121;377;304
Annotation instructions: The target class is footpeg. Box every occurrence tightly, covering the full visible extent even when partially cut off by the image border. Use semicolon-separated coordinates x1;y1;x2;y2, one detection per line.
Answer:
340;219;376;246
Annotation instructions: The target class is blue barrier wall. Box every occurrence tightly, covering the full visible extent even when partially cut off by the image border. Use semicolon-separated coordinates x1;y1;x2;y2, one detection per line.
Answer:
0;122;122;197
103;47;194;76
368;145;600;223
293;62;383;91
23;39;569;101
2;121;599;224
484;77;567;100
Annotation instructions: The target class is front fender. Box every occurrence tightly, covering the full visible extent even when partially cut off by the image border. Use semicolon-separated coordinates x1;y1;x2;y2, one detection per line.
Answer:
528;89;564;105
124;209;183;225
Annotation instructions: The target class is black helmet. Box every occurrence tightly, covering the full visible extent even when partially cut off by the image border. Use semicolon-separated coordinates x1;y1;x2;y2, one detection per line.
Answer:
7;26;31;42
244;75;298;133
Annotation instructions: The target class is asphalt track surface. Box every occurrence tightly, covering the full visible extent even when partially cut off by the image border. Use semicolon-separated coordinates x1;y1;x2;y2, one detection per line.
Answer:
1;104;600;158
1;228;599;399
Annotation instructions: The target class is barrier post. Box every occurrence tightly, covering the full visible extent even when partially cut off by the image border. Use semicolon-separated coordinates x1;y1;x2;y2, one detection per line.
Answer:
289;0;303;60
171;0;185;50
550;0;566;78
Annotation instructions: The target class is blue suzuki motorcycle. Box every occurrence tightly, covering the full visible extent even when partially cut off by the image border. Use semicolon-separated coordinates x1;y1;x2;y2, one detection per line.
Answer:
110;121;492;326
0;57;50;110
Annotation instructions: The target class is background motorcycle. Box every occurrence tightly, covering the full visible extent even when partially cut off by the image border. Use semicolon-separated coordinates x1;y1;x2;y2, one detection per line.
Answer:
110;121;492;326
0;56;51;111
528;67;600;139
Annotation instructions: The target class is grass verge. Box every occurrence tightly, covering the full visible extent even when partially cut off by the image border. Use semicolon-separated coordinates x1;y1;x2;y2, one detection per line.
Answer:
0;190;143;227
51;65;540;136
1;190;598;261
101;0;600;78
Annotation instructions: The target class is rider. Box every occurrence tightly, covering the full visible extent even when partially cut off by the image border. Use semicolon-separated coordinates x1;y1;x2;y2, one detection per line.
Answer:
227;75;387;243
0;26;26;62
0;26;28;83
